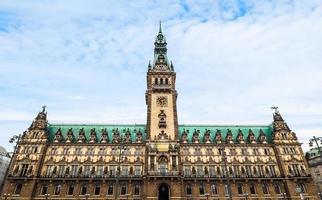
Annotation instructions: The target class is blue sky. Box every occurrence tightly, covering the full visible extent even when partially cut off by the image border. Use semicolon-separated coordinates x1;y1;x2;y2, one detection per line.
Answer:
0;0;322;152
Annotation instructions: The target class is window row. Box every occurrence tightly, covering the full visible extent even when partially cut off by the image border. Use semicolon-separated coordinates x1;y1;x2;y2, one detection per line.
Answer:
44;165;142;177
49;147;143;156
183;165;278;178
181;147;272;156
39;183;141;196
19;146;39;154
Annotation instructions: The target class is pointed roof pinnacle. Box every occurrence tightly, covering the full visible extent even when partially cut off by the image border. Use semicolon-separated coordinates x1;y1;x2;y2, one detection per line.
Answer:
159;21;162;33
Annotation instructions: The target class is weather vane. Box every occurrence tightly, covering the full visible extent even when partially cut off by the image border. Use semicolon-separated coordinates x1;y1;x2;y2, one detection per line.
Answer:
270;105;279;113
42;105;47;112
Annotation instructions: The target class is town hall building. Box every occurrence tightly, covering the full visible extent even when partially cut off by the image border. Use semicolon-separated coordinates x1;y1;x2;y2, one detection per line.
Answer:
1;25;319;200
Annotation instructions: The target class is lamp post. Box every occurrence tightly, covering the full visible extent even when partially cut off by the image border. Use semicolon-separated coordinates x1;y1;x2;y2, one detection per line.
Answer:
309;136;322;154
115;144;126;200
243;192;249;200
3;193;10;200
125;193;131;200
219;145;233;200
318;192;322;200
44;193;50;200
204;193;210;200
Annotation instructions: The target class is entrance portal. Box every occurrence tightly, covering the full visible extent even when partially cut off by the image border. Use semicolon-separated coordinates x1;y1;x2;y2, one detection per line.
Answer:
158;183;169;200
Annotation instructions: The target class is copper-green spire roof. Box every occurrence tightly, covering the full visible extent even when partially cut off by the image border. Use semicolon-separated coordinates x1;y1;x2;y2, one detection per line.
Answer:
151;22;172;71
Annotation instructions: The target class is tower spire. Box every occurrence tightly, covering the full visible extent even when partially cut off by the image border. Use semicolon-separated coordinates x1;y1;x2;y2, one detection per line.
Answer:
151;22;173;71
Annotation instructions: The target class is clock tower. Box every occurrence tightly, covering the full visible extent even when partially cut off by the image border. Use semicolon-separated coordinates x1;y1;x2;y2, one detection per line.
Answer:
146;23;178;141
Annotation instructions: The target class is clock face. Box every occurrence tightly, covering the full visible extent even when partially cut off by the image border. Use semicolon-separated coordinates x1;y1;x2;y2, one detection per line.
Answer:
156;96;167;107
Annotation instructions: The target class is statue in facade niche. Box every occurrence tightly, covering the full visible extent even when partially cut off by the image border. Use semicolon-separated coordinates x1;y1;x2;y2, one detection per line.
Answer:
66;128;74;143
192;129;200;143
135;129;143;143
181;129;188;143
100;128;109;143
53;128;63;143
89;128;97;143
204;129;211;143
237;129;245;144
77;128;86;143
248;129;256;144
215;130;222;144
226;129;233;144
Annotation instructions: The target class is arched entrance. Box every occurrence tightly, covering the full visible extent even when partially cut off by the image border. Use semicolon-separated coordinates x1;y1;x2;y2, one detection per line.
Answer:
158;183;169;200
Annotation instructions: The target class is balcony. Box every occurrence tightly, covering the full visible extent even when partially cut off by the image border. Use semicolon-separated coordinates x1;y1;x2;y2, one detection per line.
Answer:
147;171;179;176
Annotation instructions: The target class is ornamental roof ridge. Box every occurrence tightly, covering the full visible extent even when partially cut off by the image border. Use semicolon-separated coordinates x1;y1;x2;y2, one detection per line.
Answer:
48;123;146;126
179;124;273;127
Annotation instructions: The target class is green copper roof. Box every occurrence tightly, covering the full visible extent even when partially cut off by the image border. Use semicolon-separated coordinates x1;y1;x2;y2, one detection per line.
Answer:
306;147;322;160
47;124;146;143
46;123;273;144
178;124;273;143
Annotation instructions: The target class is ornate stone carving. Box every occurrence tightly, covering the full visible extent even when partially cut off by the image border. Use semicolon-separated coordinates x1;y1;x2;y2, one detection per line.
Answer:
158;110;167;128
100;128;109;143
77;128;86;143
124;129;132;143
259;129;267;144
135;129;143;143
89;128;97;143
226;129;233;144
237;129;245;144
181;129;188;143
65;128;74;143
157;130;168;140
204;129;211;143
192;129;200;143
53;128;63;143
247;129;256;144
112;129;121;143
215;129;222;144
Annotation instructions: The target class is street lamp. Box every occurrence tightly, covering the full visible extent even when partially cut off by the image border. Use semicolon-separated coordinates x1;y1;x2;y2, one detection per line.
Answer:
115;144;126;200
44;193;50;200
125;193;131;200
243;192;249;200
204;193;210;200
3;193;10;200
318;192;322;200
309;136;322;153
219;145;233;200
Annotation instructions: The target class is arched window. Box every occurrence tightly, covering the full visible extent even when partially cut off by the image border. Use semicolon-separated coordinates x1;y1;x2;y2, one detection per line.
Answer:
253;166;258;175
107;184;114;195
94;184;101;195
158;156;168;175
81;184;87;195
274;183;281;194
41;184;48;195
165;78;169;84
160;78;163;84
155;78;158;84
288;166;293;174
67;185;74;195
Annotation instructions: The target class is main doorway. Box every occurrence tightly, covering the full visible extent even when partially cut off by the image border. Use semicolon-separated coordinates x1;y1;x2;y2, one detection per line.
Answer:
158;183;169;200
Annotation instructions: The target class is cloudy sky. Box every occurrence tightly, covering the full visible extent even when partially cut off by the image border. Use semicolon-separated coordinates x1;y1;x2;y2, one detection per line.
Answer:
0;0;321;152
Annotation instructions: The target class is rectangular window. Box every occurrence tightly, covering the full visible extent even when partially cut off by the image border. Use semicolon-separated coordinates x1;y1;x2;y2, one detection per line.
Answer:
250;184;256;194
67;185;74;195
172;156;177;170
134;166;141;176
81;185;87;195
121;185;127;195
108;185;114;195
121;166;129;176
211;184;218;194
134;184;140;195
184;166;191;177
41;185;48;195
199;183;205;195
14;183;22;195
54;185;61;195
186;184;192;195
262;184;269;194
224;184;229;196
238;184;243;194
150;156;155;171
94;185;100;195
274;184;281;194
